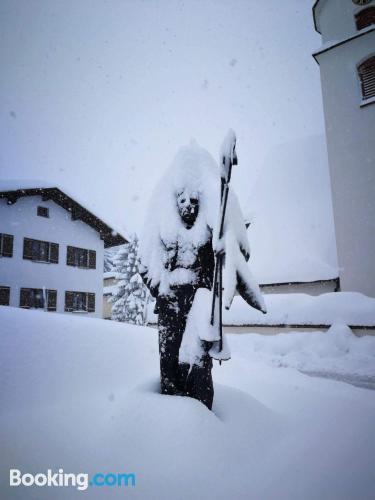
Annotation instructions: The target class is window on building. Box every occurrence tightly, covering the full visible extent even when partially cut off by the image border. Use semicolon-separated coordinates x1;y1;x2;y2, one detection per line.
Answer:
355;7;375;30
23;238;59;263
358;55;375;100
0;286;10;306
65;291;95;312
37;206;49;218
66;246;96;269
20;288;57;311
0;233;14;257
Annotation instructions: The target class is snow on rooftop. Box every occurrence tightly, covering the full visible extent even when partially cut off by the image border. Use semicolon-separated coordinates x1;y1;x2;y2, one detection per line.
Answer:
0;179;60;191
103;271;117;279
245;135;338;284
0;179;130;242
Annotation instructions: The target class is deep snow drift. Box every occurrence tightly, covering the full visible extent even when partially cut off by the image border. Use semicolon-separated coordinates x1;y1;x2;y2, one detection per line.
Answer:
224;291;375;326
1;307;375;500
226;323;375;390
147;291;375;327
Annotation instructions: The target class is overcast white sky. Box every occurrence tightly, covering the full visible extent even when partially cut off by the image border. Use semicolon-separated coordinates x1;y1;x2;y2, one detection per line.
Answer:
0;0;325;239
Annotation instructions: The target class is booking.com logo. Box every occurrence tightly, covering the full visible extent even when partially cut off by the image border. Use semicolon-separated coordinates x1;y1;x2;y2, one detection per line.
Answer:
10;469;136;490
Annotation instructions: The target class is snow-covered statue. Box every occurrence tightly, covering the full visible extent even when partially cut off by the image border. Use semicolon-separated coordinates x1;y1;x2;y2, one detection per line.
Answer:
140;132;266;410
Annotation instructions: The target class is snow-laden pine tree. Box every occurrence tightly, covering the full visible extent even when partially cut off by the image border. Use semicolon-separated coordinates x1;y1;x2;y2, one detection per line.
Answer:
110;237;149;325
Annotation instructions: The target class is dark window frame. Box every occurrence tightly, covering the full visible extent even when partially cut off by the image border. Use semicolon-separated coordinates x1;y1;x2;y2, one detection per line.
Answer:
19;287;57;311
355;6;375;31
358;54;375;102
66;245;96;269
0;286;10;306
37;206;49;218
65;291;95;313
23;237;59;264
46;289;57;311
0;233;14;258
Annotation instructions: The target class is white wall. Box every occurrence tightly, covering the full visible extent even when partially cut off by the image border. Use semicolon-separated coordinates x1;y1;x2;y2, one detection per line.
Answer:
316;30;375;296
316;0;370;43
103;295;112;320
103;276;118;319
0;195;104;317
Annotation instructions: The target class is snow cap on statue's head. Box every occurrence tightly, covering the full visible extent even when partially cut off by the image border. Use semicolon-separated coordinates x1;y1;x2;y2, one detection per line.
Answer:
169;140;218;198
167;141;220;236
141;140;220;253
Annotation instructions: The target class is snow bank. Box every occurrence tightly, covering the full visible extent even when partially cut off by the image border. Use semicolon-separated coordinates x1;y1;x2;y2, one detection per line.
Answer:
147;291;375;327
1;307;375;500
227;323;375;390
224;292;375;326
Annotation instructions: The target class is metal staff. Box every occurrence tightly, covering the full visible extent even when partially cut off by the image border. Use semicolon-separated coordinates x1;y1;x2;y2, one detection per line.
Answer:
210;130;238;355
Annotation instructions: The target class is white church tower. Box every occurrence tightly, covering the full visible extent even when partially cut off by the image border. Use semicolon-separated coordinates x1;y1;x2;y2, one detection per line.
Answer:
313;0;375;297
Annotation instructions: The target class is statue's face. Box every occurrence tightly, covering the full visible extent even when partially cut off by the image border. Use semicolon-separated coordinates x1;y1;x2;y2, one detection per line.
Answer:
177;190;199;229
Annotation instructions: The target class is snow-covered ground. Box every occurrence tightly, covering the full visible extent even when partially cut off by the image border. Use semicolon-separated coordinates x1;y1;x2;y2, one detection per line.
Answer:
226;324;375;390
147;291;375;327
1;307;375;500
224;292;375;326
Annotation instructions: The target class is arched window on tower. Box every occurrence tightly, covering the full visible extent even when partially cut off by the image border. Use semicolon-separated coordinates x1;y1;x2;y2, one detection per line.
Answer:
358;55;375;101
355;7;375;30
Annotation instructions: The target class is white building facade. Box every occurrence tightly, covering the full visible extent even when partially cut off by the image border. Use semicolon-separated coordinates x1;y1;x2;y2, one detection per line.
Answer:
103;272;118;319
313;0;375;297
0;185;126;317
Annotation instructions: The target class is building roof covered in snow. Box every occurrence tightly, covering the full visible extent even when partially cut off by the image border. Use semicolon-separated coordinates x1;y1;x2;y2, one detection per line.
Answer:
245;135;338;286
0;180;128;248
